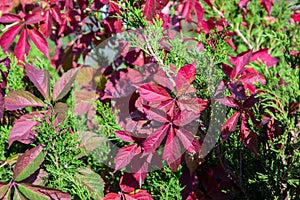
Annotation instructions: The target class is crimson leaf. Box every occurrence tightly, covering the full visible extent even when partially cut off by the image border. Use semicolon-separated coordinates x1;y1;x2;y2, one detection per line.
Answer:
221;111;241;141
14;28;30;61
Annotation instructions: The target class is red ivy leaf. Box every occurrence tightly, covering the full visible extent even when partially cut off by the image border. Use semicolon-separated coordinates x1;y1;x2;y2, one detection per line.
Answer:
221;111;241;141
8;112;43;147
28;28;49;58
175;62;196;96
52;68;80;101
114;144;138;172
260;0;274;15
138;83;171;102
0;13;22;23
5;90;45;111
14;28;30;61
0;24;22;51
25;64;50;101
250;48;277;67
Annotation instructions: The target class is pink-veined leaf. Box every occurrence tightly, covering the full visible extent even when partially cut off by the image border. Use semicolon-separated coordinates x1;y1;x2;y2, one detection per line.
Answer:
14;28;30;61
28;28;49;58
162;128;182;172
175;128;199;153
103;193;120;200
0;24;22;51
130;190;154;200
250;48;277;67
120;173;139;193
175;62;196;96
52;68;80;101
0;13;22;23
143;124;169;153
17;183;71;200
143;0;156;21
115;131;135;143
25;64;50;101
8;112;43;147
5;90;45;110
216;96;238;108
114;144;138;172
260;0;274;15
221;111;241;141
229;50;252;78
138;83;171;102
13;145;45;182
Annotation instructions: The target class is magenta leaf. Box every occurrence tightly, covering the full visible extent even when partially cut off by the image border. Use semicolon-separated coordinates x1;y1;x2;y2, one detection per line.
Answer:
119;173;139;193
0;13;22;23
182;0;204;28
103;193;120;200
240;69;266;85
17;183;71;200
175;128;199;153
14;28;30;61
240;113;258;156
175;62;196;97
143;0;156;21
0;24;22;51
28;28;49;58
114;144;138;172
229;50;252;78
13;145;45;182
143;124;169;153
162;128;182;171
52;68;80;101
292;13;300;23
221;111;241;141
130;189;153;200
260;0;273;15
24;11;44;25
138;83;171;102
5;90;45;111
115;130;135;143
8;112;43;147
216;96;238;108
250;48;277;67
238;0;250;8
25;64;50;101
178;98;208;114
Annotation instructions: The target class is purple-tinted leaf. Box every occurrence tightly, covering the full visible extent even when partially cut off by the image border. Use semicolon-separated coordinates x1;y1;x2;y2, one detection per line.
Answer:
0;13;22;23
143;0;156;21
216;96;238;108
182;0;204;29
229;50;252;78
175;128;199;153
240;70;266;85
173;110;199;127
0;93;4;119
143;124;169;153
73;89;97;115
130;190;153;200
114;144;138;172
14;28;30;61
178;98;208;114
23;168;48;185
77;131;105;155
221;111;240;141
250;48;277;67
0;24;22;51
175;62;196;97
52;68;80;101
240;113;258;156
143;105;169;123
0;183;9;199
28;29;49;58
51;6;62;24
8;112;43;147
24;12;44;24
242;95;258;109
13;145;45;182
260;0;273;15
75;168;104;199
120;173;139;193
138;83;171;102
162;128;182;172
17;183;71;200
5;90;45;110
228;82;247;100
25;64;50;101
222;64;233;79
115;131;135;142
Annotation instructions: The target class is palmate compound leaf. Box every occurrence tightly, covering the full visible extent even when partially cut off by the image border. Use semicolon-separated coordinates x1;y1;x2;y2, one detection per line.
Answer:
17;183;71;200
52;68;80;101
75;168;104;199
13;145;46;182
25;64;50;101
4;90;45;111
